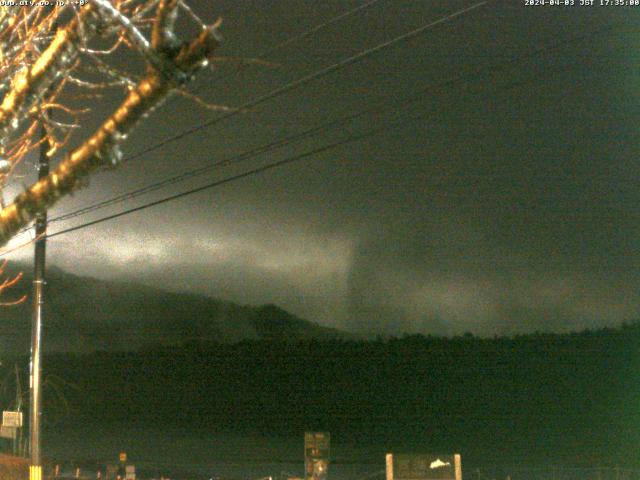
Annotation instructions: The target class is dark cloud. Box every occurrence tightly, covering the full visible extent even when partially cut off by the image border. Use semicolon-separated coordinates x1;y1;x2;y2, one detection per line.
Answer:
6;1;640;336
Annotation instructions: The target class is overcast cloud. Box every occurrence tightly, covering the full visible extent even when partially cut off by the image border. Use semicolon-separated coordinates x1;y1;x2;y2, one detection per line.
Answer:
5;0;640;336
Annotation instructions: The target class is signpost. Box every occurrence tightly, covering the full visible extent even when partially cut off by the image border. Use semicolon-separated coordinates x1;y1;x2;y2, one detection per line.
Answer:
386;454;462;480
1;411;22;446
125;465;136;480
2;411;22;428
304;432;330;480
0;426;17;439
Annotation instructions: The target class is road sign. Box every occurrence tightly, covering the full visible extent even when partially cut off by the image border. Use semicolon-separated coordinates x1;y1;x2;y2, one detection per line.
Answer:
386;454;462;480
2;411;22;428
305;432;330;480
0;425;16;439
125;465;135;480
119;452;127;463
305;432;330;457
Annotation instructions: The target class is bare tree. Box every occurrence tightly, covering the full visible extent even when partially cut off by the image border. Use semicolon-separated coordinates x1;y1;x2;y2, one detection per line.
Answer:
0;259;25;305
0;1;220;246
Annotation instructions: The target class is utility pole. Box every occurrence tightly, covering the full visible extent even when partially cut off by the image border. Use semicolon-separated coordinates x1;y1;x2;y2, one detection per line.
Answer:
15;363;23;455
29;123;50;480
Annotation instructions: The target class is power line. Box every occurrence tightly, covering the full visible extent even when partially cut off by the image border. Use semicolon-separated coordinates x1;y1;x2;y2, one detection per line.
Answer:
43;16;623;242
122;0;489;163
46;121;401;239
5;15;626;249
9;0;491;235
170;0;387;103
11;0;491;239
211;0;387;79
44;21;619;227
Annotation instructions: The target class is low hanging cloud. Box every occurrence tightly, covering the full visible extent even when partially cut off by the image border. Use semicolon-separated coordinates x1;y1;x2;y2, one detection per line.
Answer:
345;209;640;337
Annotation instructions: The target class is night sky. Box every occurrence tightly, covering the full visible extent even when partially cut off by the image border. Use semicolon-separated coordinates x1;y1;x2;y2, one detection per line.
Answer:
5;0;640;337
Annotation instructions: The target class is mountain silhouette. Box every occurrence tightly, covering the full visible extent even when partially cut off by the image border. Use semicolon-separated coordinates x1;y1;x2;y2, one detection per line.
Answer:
0;263;347;353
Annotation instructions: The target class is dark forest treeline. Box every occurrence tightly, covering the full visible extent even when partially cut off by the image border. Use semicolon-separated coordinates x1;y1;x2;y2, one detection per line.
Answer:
9;323;640;466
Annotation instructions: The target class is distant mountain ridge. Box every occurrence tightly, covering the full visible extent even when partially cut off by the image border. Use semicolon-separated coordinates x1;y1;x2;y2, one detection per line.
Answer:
0;263;348;353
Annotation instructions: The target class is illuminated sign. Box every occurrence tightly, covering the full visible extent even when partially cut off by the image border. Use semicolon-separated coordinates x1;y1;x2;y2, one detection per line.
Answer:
2;411;22;428
125;465;136;480
305;432;330;480
386;454;462;480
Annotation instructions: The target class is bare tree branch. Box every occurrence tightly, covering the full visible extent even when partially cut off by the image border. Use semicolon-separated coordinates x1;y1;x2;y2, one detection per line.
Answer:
152;0;179;50
91;0;175;78
0;22;220;246
0;5;96;140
